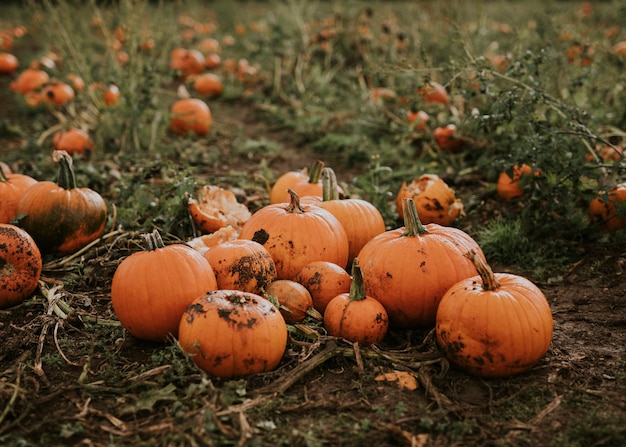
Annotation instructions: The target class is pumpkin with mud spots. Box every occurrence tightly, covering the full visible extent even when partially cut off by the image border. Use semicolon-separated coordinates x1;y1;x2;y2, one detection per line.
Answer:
0;169;37;224
0;223;42;309
293;260;351;314
357;198;485;329
239;189;349;280
204;239;277;295
436;250;554;378
178;289;288;379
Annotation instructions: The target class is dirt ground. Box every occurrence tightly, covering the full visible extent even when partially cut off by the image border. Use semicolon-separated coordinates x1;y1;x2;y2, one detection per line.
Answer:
1;86;626;446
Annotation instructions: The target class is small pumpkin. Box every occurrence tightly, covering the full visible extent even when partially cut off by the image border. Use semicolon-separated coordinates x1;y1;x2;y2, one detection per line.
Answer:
0;169;37;224
358;198;486;329
418;81;448;105
111;229;218;342
436;250;554;378
272;160;325;204
293;260;351;314
323;259;389;346
269;165;310;204
265;279;317;323
178;289;288;379
52;128;95;157
0;52;19;74
497;164;535;200
204;239;277;295
169;98;212;136
433;124;464;152
0;223;42;309
589;183;626;232
193;72;223;98
16;150;107;257
396;173;464;225
188;185;251;234
41;80;75;107
240;189;349;280
10;67;49;94
407;109;430;131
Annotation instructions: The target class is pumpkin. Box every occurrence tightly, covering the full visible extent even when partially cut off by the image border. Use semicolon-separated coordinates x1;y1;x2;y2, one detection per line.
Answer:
436;250;554;378
193;72;223;98
418;81;448;105
269;165;310;204
204;52;221;70
589;183;626;232
239;189;349;280
52;128;95;157
358;198;486;329
41;80;75;107
169;98;212;136
0;169;37;224
265;279;317;323
407;109;430;131
396;174;464;225
323;259;388;346
497;164;535;200
178;289;287;379
187;226;239;256
585;144;623;163
293;260;351;314
310;167;385;268
16;150;108;257
204;239;277;294
10;67;49;94
613;41;626;56
0;52;19;74
188;185;251;234
0;223;42;309
271;160;325;204
433;124;464;152
111;229;218;342
174;49;205;77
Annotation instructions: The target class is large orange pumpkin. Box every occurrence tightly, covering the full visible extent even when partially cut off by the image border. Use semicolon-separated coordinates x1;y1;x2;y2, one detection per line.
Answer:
0;169;37;224
396;174;464;225
358;198;485;329
0;223;42;309
239;189;349;280
178;289;287;379
16;151;107;257
111;229;218;342
436;250;554;378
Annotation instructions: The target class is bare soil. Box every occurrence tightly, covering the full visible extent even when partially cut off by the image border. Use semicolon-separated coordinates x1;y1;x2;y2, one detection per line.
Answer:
1;86;625;447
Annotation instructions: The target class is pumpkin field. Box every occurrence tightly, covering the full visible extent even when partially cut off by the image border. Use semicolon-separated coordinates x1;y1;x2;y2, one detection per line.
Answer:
1;0;625;445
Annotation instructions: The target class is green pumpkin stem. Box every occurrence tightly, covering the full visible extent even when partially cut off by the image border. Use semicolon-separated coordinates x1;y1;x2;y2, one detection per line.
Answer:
466;249;500;291
321;167;341;201
308;160;325;184
349;258;366;301
0;169;7;182
286;188;305;214
141;229;166;251
401;198;429;237
52;150;77;190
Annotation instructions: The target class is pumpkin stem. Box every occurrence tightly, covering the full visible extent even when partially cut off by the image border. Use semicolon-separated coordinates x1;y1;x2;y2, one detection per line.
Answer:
141;229;166;251
466;249;500;291
0;169;7;182
349;258;366;301
321;167;341;201
307;160;325;184
52;150;77;190
285;188;305;214
401;198;429;237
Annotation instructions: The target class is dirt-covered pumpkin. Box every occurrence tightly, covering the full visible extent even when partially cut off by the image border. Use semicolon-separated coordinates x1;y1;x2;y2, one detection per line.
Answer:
178;289;287;379
239;189;349;280
436;250;554;378
396;173;464;225
265;279;317;323
0;169;37;224
293;260;351;314
16;151;107;257
111;229;218;342
358;198;486;329
204;239;276;295
0;223;42;309
323;259;388;346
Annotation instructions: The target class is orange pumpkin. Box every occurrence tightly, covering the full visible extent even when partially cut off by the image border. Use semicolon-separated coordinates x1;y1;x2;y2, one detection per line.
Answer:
239;189;349;280
16;151;107;257
188;185;251;233
169;98;212;136
358;198;486;329
497;164;535;200
111;229;218;342
52;128;94;157
418;81;448;105
272;160;325;204
0;224;42;309
178;289;287;379
293;260;351;314
323;259;388;346
589;183;626;232
204;239;277;294
10;67;49;94
0;52;19;74
396;174;464;225
433;124;464;152
41;80;75;107
407;109;430;131
265;279;316;323
269;165;310;204
436;250;554;378
193;72;223;98
613;41;626;56
0;169;37;224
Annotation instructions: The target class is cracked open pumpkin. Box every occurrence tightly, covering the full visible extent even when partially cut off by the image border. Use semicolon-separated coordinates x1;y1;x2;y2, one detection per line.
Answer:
178;289;287;379
396;174;464;225
436;250;554;378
